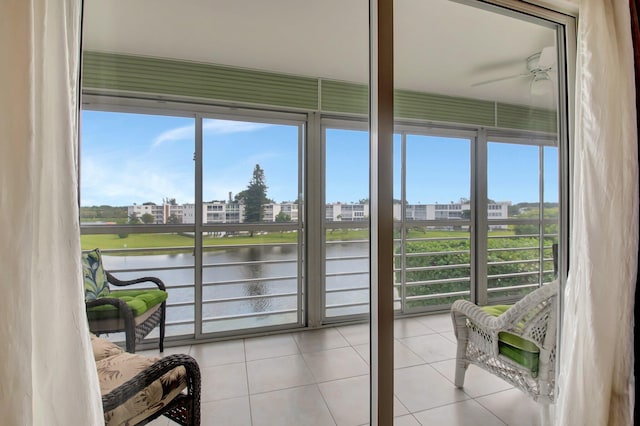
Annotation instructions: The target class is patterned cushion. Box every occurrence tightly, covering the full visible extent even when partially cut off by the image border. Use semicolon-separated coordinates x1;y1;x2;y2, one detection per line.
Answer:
82;248;111;301
97;351;187;426
90;333;124;361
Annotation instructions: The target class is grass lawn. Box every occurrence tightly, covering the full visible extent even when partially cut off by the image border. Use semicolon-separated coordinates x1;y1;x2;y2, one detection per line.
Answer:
82;228;519;253
81;231;301;252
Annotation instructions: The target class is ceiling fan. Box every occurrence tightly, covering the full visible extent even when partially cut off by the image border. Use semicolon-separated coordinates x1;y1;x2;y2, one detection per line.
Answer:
471;46;556;95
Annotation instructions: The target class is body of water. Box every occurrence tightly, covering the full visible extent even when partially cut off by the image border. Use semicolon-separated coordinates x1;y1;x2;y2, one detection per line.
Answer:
102;242;370;335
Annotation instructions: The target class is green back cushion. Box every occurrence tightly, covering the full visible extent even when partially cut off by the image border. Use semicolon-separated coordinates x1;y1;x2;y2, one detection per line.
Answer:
481;305;540;376
82;248;111;301
86;289;168;320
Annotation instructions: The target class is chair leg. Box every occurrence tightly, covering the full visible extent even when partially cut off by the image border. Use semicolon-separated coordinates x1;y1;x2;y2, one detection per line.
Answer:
539;402;551;426
454;357;468;388
452;314;468;388
159;301;166;353
125;323;136;353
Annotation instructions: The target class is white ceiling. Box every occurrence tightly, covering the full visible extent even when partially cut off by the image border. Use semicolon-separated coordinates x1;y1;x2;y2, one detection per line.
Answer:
83;0;559;109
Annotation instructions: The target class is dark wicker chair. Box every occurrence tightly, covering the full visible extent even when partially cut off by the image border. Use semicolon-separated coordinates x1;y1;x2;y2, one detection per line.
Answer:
93;334;200;425
83;248;167;353
102;354;201;426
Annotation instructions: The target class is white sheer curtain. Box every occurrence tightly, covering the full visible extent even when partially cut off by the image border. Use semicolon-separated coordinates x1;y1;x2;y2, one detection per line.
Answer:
556;0;638;424
0;0;103;424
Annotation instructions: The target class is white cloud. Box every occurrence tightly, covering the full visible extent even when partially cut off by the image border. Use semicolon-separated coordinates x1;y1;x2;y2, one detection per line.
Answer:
81;156;194;206
203;120;270;134
152;120;271;147
152;125;193;147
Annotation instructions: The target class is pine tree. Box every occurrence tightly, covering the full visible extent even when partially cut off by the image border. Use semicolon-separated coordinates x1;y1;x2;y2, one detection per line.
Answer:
236;164;268;225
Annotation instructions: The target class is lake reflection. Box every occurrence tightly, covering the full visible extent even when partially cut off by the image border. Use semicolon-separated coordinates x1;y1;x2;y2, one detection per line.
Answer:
102;242;369;334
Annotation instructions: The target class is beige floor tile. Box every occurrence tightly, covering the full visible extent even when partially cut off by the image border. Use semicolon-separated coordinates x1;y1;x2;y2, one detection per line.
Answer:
294;327;350;353
353;343;370;364
416;313;454;333
394;364;469;413
394;395;410;417
250;385;336;426
146;417;169;426
351;341;423;368
247;354;315;394
397;333;457;363
439;330;457;344
201;396;252;426
394;318;436;338
336;323;370;346
190;339;246;368
475;388;551;426
413;400;508;426
140;314;552;425
393;414;422;426
318;374;411;424
393;340;427;369
244;333;299;361
318;375;369;426
430;359;512;398
200;362;248;402
303;347;369;382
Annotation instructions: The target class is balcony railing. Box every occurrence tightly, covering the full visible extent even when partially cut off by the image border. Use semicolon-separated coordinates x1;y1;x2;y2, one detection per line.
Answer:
81;220;557;342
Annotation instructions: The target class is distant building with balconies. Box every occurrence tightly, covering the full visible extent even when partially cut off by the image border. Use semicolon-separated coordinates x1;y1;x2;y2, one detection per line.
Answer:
128;199;510;225
325;203;369;222
128;203;164;224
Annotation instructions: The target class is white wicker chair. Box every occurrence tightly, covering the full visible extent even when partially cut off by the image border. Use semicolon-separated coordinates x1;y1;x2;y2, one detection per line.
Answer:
451;280;559;409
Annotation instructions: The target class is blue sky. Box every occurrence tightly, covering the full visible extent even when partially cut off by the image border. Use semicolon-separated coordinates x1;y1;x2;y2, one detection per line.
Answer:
81;110;558;207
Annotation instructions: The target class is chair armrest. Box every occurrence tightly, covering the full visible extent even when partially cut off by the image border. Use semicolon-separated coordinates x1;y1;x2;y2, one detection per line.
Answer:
106;271;166;291
493;280;558;327
102;354;200;412
452;280;558;330
451;300;500;330
86;297;135;323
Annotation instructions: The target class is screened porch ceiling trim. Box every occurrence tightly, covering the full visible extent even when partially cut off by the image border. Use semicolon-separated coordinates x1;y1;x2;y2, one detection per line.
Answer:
82;51;557;133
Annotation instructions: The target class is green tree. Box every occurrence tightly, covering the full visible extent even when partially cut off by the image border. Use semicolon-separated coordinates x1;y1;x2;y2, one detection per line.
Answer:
141;213;156;224
512;207;558;235
235;164;269;232
80;205;127;222
128;213;141;224
167;214;181;224
275;211;291;222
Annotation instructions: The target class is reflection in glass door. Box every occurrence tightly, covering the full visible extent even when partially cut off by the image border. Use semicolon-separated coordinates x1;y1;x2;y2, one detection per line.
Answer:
80;109;197;339
396;133;473;311
201;117;304;334
323;127;370;319
486;139;558;302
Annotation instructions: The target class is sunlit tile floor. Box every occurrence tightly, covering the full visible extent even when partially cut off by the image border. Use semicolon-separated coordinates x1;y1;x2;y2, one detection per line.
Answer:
142;313;549;426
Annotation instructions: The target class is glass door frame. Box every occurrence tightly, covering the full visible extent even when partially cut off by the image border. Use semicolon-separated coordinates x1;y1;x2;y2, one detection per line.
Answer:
394;124;478;312
194;109;309;340
480;130;560;306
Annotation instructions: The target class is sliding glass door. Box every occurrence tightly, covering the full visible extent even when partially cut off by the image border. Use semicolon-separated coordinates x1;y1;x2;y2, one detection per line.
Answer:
200;116;305;334
484;137;559;303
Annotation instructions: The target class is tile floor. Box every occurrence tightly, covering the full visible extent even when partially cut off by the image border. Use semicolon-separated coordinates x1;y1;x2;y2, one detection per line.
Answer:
143;313;550;426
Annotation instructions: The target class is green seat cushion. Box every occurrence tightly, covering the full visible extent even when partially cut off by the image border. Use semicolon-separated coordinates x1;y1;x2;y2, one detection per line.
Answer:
481;304;540;376
86;289;168;320
82;248;111;301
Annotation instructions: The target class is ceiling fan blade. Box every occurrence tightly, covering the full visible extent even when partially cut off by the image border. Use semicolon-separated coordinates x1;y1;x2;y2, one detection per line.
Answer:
537;46;556;69
471;72;530;87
